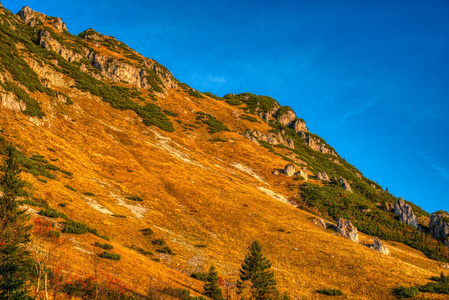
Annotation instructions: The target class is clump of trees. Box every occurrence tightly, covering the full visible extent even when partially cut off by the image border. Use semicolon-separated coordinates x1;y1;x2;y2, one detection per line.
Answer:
0;145;33;299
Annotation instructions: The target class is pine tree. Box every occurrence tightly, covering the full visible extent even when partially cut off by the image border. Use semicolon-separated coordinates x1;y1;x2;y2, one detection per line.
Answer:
237;241;278;300
0;145;32;300
203;266;223;300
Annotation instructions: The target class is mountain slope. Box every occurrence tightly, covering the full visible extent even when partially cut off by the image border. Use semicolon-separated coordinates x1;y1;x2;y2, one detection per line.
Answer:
0;4;448;299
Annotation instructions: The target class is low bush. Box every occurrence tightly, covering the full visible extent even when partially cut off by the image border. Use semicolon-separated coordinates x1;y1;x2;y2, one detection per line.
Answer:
161;287;190;300
317;288;343;296
152;239;165;246
83;192;95;196
126;196;143;202
157;246;174;255
94;242;113;250
393;286;420;298
190;272;208;282
39;207;68;220
99;251;121;261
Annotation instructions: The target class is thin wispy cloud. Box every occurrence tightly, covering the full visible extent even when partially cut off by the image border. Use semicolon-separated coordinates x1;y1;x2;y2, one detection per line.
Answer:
338;100;374;127
419;153;449;181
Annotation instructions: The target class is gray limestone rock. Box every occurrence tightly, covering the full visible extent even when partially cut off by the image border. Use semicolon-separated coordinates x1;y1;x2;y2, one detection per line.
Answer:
373;237;390;255
284;164;296;177
337;218;359;243
317;171;330;181
430;211;449;247
394;197;418;228
338;178;352;193
293;118;308;132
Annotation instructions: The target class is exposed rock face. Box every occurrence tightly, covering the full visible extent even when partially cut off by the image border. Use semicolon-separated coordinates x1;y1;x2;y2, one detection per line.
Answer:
373;237;390;255
243;130;294;149
317;171;330;181
293;118;308;132
338;178;352;193
18;6;68;32
314;218;327;229
337;219;359;243
296;170;308;181
284;164;296;177
276;108;296;126
242;131;259;145
0;91;26;112
39;29;84;62
430;211;449;247
394;197;418;229
306;135;337;156
383;202;394;212
257;104;280;122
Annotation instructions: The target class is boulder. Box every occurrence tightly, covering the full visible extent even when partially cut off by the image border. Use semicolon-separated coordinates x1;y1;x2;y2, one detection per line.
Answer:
384;202;394;212
272;170;280;176
373;237;390;255
394;197;418;228
286;138;295;149
284;164;296;177
338;178;352;193
337;219;359;243
242;131;259;145
296;170;308;181
317;171;330;181
293;118;308;132
314;218;327;229
430;211;449;247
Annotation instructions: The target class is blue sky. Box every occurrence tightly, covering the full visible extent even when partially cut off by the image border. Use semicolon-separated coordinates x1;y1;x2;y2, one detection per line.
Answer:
3;0;449;213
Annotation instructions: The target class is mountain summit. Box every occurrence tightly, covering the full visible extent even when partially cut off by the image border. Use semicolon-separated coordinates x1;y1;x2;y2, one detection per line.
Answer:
0;5;448;299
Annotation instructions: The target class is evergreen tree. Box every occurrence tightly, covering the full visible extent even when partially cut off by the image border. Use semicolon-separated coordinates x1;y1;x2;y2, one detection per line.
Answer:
203;266;223;300
237;241;278;300
0;145;32;300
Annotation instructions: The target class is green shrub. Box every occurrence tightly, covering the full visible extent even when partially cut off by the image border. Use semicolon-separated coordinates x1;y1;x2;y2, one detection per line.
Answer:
98;251;121;260
151;258;161;263
126;196;143;202
39;207;68;220
141;228;153;236
83;192;95;196
152;239;165;246
94;242;113;250
161;287;190;300
202;92;222;100
190;272;208;282
112;214;127;218
65;185;77;192
157;246;174;255
195;112;230;133
393;287;420;298
62;220;89;234
58;203;67;208
317;289;343;296
137;248;153;256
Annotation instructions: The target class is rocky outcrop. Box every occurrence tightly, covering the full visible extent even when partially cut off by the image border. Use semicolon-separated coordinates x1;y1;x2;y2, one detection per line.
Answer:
275;108;296;126
293;118;308;132
372;237;390;255
430;211;449;247
39;29;84;62
272;170;280;175
0;91;26;112
296;170;308;181
18;6;67;32
284;164;296;177
243;130;294;149
314;218;327;229
257;104;280;123
337;219;359;243
338;178;352;193
306;135;337;156
394;197;418;228
317;171;330;181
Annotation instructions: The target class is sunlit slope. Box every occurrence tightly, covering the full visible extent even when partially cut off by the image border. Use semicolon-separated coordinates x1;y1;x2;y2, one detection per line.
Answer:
0;4;447;299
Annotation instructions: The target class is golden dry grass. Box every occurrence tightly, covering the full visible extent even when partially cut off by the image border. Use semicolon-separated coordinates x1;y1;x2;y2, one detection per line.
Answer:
0;45;447;300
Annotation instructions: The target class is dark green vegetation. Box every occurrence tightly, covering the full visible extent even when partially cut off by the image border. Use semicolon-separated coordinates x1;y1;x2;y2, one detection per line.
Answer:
196;112;230;133
237;241;278;299
126;196;143;202
98;251;121;261
202;92;223;101
203;266;224;300
317;289;343;296
0;145;33;299
62;220;109;241
94;242;113;250
224;93;277;114
0;7;175;132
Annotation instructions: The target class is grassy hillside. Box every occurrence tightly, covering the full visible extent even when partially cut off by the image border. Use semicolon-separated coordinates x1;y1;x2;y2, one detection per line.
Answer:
0;4;448;299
